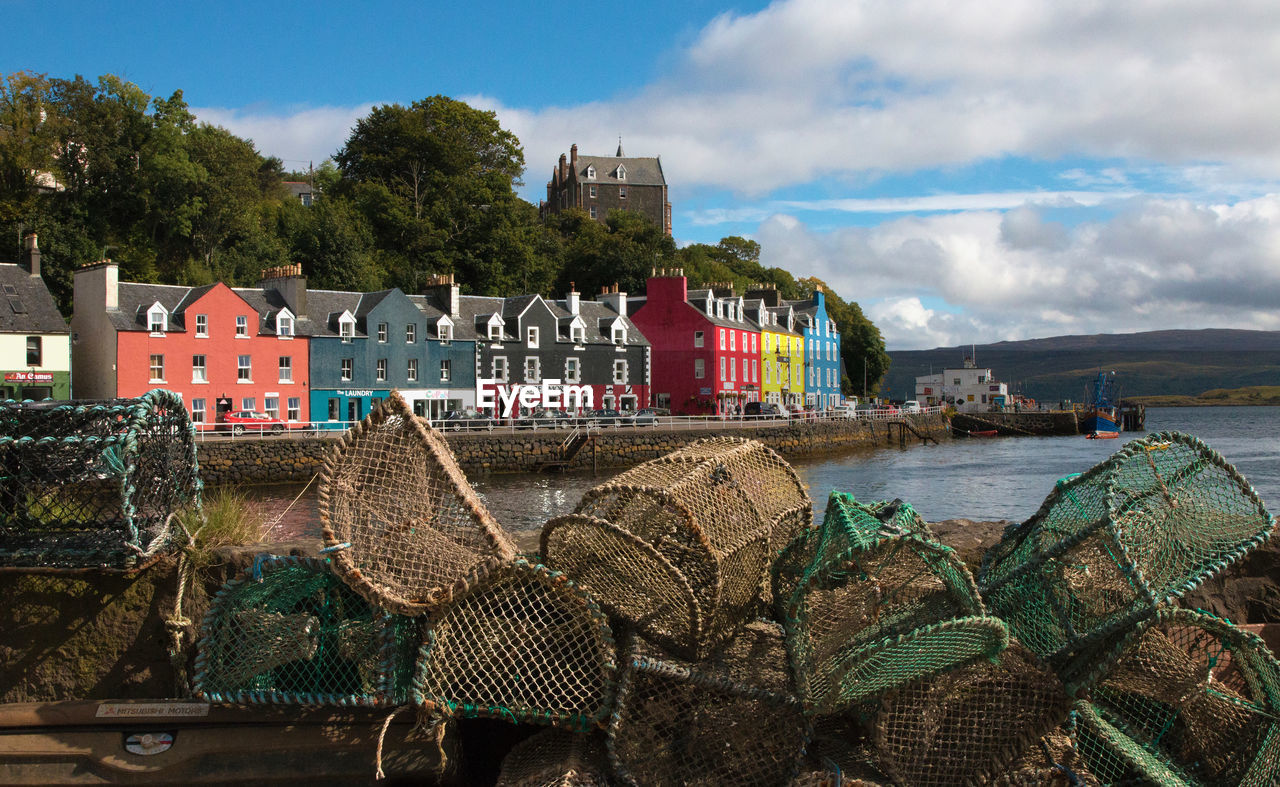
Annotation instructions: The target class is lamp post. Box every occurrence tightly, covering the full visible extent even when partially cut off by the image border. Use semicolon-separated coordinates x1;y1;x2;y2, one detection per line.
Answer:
862;356;867;401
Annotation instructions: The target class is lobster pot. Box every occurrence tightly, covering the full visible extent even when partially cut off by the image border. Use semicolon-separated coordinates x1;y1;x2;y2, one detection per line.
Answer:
608;621;809;787
0;389;200;569
980;432;1274;662
542;440;775;659
1071;608;1280;787
412;560;617;730
991;727;1099;787
790;717;890;787
320;391;515;616
194;555;417;707
781;491;1007;715
872;643;1072;786
496;729;611;787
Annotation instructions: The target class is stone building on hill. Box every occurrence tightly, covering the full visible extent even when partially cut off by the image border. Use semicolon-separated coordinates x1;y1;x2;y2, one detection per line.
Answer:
541;141;672;235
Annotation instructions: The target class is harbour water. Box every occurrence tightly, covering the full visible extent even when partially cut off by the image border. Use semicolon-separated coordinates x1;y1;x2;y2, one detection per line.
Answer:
250;406;1280;550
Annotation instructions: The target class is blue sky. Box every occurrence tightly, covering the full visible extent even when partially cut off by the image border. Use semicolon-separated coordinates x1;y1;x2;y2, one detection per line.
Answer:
8;0;1280;350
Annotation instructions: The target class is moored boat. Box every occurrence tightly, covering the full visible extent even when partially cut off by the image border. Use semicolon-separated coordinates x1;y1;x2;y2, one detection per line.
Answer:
1080;371;1121;434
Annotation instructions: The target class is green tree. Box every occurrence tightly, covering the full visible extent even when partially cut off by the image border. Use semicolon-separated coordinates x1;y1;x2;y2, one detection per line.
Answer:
550;208;676;297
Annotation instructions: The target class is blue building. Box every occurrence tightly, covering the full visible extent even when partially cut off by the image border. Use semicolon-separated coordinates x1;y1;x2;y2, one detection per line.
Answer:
788;290;842;409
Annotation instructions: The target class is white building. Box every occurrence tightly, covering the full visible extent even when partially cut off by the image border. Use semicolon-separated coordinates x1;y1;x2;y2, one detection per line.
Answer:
915;357;1008;413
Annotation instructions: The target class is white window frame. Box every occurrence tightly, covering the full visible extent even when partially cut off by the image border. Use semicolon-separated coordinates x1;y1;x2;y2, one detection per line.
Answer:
565;357;581;383
149;353;165;382
751;333;757;353
730;331;736;351
589;184;597;197
493;356;508;382
437;320;453;343
191;398;206;424
612;326;626;345
694;358;705;379
241;397;255;412
264;396;279;419
278;355;292;382
589;206;598;219
488;320;502;342
341;358;353;381
694;330;704;348
406;323;416;343
287;397;301;421
527;326;539;348
276;310;294;338
191;354;207;383
147;303;167;335
376;358;387;381
571;323;586;345
237;354;252;382
616;164;627;180
619;186;627;199
235;315;248;337
440;359;451;381
719;329;726;350
586;165;596;179
525;356;541;383
613;359;628;384
195;314;208;337
407;358;418;382
377;322;388;343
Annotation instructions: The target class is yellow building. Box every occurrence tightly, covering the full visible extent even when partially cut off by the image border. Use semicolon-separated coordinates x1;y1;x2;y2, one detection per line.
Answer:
748;298;805;408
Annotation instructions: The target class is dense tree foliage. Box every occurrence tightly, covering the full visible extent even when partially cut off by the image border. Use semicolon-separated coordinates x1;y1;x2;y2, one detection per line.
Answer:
0;72;890;391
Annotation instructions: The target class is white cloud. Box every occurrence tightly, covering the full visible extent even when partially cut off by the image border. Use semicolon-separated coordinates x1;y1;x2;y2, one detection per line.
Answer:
192;104;372;166
756;194;1280;349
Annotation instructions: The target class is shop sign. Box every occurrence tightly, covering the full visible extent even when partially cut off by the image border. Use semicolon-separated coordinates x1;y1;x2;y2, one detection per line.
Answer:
336;390;374;397
4;372;53;383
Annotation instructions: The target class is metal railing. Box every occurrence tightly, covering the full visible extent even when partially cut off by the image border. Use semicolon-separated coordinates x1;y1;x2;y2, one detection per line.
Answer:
192;406;945;441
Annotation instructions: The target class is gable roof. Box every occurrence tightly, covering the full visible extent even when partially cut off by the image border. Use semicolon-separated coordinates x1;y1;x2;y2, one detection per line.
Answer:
574;154;666;187
0;264;68;334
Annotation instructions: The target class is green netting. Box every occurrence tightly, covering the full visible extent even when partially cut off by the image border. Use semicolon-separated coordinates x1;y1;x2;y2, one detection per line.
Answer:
0;389;201;568
194;554;417;707
607;621;810;787
980;432;1275;664
411;559;617;731
779;491;1008;715
1071;608;1280;787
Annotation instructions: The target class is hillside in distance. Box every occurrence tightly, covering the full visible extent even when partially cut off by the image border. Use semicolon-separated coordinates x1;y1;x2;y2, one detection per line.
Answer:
882;329;1280;404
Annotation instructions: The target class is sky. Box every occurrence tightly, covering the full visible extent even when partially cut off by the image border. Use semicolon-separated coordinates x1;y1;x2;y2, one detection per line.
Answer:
8;0;1280;350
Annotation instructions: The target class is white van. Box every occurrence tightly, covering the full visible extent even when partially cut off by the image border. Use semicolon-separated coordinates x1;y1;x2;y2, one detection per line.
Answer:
834;399;860;419
902;400;921;413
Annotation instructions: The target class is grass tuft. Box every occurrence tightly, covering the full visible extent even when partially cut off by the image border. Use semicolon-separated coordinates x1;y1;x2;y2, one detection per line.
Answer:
178;487;269;570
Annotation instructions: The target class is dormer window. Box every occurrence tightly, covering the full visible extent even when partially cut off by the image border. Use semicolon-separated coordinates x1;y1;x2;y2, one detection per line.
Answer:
489;323;502;342
616;164;627;180
436;320;453;343
585;165;596;179
571;324;585;345
276;309;294;338
613;326;626;345
147;303;167;335
339;312;356;342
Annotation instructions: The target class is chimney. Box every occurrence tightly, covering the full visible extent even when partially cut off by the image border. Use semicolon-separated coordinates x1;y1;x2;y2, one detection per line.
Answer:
259;263;307;318
425;272;460;318
75;258;119;311
559;153;568;183
21;234;40;278
598;283;627;317
566;281;580;315
746;284;781;308
570;144;578;171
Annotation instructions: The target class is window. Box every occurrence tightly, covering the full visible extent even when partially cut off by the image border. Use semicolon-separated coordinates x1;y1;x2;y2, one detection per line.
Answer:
730;360;735;382
589;184;597;198
527;326;539;348
192;354;207;383
437;322;452;342
589;206;598;219
340;318;355;342
619;186;627;199
729;331;736;351
341;358;353;381
407;358;418;381
149;354;165;382
765;364;771;384
719;330;726;350
751;333;757;353
241;397;255;412
237;355;251;381
719;357;726;381
25;336;40;366
287;397;300;421
694;359;705;379
613;359;628;384
525;356;540;383
616;164;627;180
191;398;206;424
406;323;416;343
565;357;580;383
195;314;208;337
440;359;451;381
265;397;279;418
586;165;596;179
492;356;508;382
743;358;749;381
236;315;248;337
376;358;387;381
377;322;388;343
488;322;502;341
694;330;704;348
277;313;294;337
278;356;292;382
753;363;758;383
954;378;961;386
328;399;340;421
148;305;166;334
571;324;585;345
612;326;625;345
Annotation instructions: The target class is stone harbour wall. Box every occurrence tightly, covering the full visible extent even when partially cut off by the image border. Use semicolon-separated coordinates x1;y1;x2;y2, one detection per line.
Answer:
195;415;950;485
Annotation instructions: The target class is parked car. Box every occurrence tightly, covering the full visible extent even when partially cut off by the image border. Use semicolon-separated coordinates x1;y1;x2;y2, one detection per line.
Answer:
579;408;625;427
902;399;921;413
221;410;287;436
439;408;497;431
630;407;667;426
516;408;574;430
833;402;860;419
743;401;787;419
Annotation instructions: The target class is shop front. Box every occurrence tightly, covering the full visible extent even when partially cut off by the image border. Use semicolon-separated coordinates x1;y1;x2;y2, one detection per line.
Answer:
0;370;68;401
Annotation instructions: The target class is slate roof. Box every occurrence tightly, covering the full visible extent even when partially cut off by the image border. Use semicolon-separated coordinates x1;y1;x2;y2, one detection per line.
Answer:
549;298;649;347
0;264;68;334
405;295;478;342
573;155;666;187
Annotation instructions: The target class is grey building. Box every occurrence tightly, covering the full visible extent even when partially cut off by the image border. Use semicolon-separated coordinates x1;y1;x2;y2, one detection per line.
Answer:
541;142;672;235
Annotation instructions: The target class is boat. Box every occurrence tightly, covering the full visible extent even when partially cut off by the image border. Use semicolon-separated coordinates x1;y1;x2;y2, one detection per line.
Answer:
1086;430;1120;439
1080;372;1121;435
966;429;999;438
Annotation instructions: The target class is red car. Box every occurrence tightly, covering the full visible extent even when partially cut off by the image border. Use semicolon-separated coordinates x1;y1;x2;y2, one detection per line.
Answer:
220;410;287;435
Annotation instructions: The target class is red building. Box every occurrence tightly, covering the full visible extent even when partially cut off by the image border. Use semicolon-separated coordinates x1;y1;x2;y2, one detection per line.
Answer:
72;262;312;430
630;270;760;415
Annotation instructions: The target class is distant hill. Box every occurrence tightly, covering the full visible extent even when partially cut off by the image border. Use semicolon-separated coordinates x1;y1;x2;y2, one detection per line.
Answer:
882;329;1280;403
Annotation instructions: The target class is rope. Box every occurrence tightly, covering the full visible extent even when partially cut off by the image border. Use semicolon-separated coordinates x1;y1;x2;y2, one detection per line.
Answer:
263;472;319;536
164;511;201;697
373;705;407;780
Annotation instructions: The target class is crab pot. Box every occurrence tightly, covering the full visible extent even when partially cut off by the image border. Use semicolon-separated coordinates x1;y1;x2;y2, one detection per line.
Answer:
781;491;1008;716
980;431;1275;663
495;728;612;787
412;560;617;731
542;440;778;660
1071;608;1280;787
320;391;515;617
0;389;200;569
194;555;418;707
871;642;1071;786
607;621;809;787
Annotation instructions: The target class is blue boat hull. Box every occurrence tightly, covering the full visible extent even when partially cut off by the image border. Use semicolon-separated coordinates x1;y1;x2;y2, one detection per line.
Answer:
1081;408;1120;433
